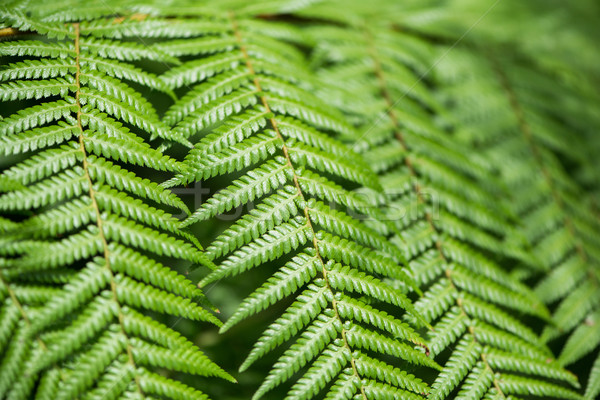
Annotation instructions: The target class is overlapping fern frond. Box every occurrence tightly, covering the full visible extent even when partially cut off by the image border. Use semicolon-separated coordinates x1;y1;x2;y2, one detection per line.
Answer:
158;4;441;399
298;1;585;399
1;1;599;400
436;36;600;399
0;6;231;400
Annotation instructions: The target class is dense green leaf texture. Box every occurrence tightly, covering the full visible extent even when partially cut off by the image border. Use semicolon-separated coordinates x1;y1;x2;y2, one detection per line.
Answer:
301;1;586;399
162;6;438;400
434;14;600;396
0;5;229;400
1;1;599;400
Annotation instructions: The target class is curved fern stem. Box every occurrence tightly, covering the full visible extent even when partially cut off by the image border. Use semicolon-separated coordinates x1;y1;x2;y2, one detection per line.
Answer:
0;27;18;37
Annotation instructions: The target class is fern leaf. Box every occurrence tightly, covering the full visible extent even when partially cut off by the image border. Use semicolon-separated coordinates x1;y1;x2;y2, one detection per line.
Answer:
0;12;229;400
0;9;74;39
174;88;260;139
0;167;88;210
306;199;403;262
284;343;350;400
0;59;71;81
80;71;158;118
83;131;180;172
498;375;582;400
183;158;290;225
0;77;75;101
206;186;301;259
220;251;320;332
558;311;600;367
0;40;75;58
155;36;239;57
161;52;245;88
239;283;330;372
325;263;423;324
0;122;78;156
81;55;175;97
164;68;252;127
1;143;82;184
87;157;189;213
190;131;280;181
161;9;434;399
81;37;179;63
486;348;579;387
200;218;313;285
3;2;596;400
344;325;440;370
81;16;230;38
79;87;188;145
0;100;76;136
303;5;582;400
436;39;600;380
252;312;341;400
585;353;600;400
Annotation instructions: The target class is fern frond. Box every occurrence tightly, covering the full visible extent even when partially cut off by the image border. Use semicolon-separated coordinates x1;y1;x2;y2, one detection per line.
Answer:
302;3;583;399
0;100;77;136
2;143;82;184
435;25;600;383
81;55;175;97
2;2;597;400
83;131;180;172
161;52;245;88
87;157;189;213
0;10;229;400
0;9;74;39
162;8;436;399
585;353;600;400
0;40;76;58
205;186;301;259
82;37;179;63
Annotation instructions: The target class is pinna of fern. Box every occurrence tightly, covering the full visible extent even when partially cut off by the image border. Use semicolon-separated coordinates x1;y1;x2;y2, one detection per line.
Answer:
0;7;232;400
298;1;585;399
157;5;441;400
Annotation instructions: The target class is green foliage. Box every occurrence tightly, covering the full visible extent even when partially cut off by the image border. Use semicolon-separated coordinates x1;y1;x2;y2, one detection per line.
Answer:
299;2;586;399
0;3;229;400
1;0;599;400
429;1;600;395
158;6;437;400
